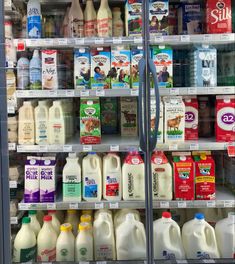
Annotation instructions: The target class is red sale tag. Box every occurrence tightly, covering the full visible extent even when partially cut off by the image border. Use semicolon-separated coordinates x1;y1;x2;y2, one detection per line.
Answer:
227;144;235;157
17;40;25;51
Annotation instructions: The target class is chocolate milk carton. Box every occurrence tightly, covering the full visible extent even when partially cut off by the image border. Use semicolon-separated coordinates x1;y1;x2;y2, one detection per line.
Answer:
150;98;163;143
184;96;198;140
125;0;142;36
131;47;143;89
42;50;58;90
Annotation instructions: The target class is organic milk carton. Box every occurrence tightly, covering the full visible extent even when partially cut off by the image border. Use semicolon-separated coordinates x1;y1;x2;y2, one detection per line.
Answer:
216;95;235;142
163;97;185;143
42;50;58;90
101;98;118;134
121;97;138;137
172;152;194;200
74;48;90;90
131;47;143;89
125;0;142;36
149;0;169;35
150;98;163;143
90;47;111;90
24;156;40;203
184;96;198;140
111;47;131;89
152;46;173;88
193;151;216;200
40;156;56;203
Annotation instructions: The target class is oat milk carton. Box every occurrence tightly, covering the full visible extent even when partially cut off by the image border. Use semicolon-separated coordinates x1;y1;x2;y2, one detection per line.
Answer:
150;98;163;143
131;47;143;89
42;50;58;90
184;96;198;140
163;97;185;143
125;0;142;36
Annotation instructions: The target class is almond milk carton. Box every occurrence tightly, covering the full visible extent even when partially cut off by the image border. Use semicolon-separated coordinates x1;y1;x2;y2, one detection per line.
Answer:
184;96;198;140
150;98;163;143
42;50;58;90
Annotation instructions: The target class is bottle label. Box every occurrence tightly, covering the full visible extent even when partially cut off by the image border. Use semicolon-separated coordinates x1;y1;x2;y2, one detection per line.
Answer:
113;22;124;37
95;244;113;260
30;68;42;89
71;19;84;37
106;173;119;197
27;15;41;38
37;247;56;261
85;19;97;37
77;245;91;261
58;247;71;261
14;245;36;262
97;17;112;37
63;176;81;198
84;177;98;198
36;121;47;143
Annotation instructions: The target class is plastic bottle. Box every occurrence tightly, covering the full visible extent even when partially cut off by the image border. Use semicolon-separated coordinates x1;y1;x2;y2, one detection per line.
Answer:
29;50;42;90
13;217;37;262
35;100;49;145
27;0;42;38
97;0;112;37
82;153;102;202
5;16;17;63
28;210;41;237
68;0;84;38
182;213;220;259
65;210;79;237
63;153;82;202
37;215;58;261
62;7;70;37
48;210;61;236
112;7;124;37
84;0;97;37
56;223;75;261
114;209;140;230
17;53;29;90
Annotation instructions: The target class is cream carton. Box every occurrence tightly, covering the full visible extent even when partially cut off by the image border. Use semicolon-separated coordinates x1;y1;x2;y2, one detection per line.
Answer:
131;47;143;89
42;50;58;90
150;98;164;143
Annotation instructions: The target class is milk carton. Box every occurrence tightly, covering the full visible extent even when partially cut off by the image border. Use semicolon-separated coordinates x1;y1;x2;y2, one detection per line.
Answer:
125;0;142;36
169;4;179;35
111;47;131;89
172;152;194;200
131;47;143;89
163;97;185;143
216;96;235;142
152;46;173;88
42;50;58;90
101;98;118;134
40;156;56;203
74;48;90;90
24;156;40;203
149;0;169;36
90;47;111;90
184;96;198;140
150;98;163;143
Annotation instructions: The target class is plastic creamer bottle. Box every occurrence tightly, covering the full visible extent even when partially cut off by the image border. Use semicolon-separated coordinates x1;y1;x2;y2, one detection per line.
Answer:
63;153;82;202
13;217;37;262
56;223;75;261
48;210;61;236
27;0;42;38
215;212;235;258
97;0;112;37
122;151;145;200
151;151;173;200
65;210;79;237
37;215;58;261
153;212;185;259
28;210;41;237
82;153;102;202
35;100;49;145
93;212;116;260
114;209;140;230
116;213;146;260
182;213;220;259
68;0;84;38
29;50;42;90
17;52;29;90
84;0;97;37
103;153;122;201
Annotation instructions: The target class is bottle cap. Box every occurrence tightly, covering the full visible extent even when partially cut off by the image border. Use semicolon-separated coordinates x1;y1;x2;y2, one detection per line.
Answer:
60;223;72;232
22;217;31;224
81;214;92;223
67;210;77;214
88;152;96;155
28;210;37;215
200;154;207;160
79;222;90;231
43;215;52;222
195;213;205;220
162;212;171;218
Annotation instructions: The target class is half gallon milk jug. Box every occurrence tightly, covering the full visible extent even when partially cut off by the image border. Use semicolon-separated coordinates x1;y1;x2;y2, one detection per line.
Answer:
29;49;42;90
56;223;75;261
122;151;145;200
182;213;220;259
35;100;49;145
114;209;140;230
153;212;185;259
84;0;97;37
82;153;102;202
116;213;146;260
65;210;79;237
37;215;58;261
75;222;93;261
93;212;116;260
13;217;37;262
17;53;29;90
48;210;61;235
28;210;41;237
97;0;112;37
103;153;122;201
94;209;113;229
27;0;42;38
63;153;82;202
215;212;235;258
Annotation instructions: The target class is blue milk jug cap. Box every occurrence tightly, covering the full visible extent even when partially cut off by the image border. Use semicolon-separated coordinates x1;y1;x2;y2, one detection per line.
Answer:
195;213;205;220
88;152;96;155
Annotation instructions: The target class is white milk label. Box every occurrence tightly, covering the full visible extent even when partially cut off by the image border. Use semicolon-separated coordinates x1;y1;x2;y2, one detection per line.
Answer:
95;245;113;260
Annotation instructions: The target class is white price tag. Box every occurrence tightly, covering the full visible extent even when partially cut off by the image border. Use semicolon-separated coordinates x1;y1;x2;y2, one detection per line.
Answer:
83;145;92;152
109;202;119;209
95;202;104;209
49;90;57;96
29;39;38;46
79;262;90;264
150;89;155;96
38;145;48;152
188;87;197;95
176;260;188;264
203;260;215;263
208;87;216;94
224;201;233;208
16;90;26;97
154;36;164;43
80;90;90;97
180;35;190;42
8;143;16;151
69;203;79;209
11;217;18;225
47;203;56;210
17;145;25;152
204;34;212;42
43;39;54;46
134;37;142;44
110;145;119;152
66;90;75;97
6;61;14;68
9;181;17;188
112;37;122;44
170;88;179;95
169;144;178;151
207;201;216;208
96;89;105;96
220;34;231;41
223;87;234;94
190;143;199;150
96;261;107;264
63;145;72;152
8;106;15;114
160;201;169;208
58;38;68;46
19;203;29;210
178;201;187;208
75;38;85;45
131;89;139;96
95;38;104;45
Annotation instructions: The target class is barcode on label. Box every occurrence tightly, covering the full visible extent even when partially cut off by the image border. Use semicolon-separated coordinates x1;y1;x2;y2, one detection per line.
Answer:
109;202;119;209
178;201;187;208
81;90;90;97
160;201;169;208
63;145;72;152
181;35;190;42
207;201;215;208
110;145;119;152
95;203;104;209
70;203;78;209
83;145;92;152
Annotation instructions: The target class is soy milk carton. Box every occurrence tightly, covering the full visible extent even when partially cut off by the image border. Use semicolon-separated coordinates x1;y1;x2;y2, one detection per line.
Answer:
131;47;143;89
125;0;142;36
150;98;163;143
42;50;58;90
184;96;198;140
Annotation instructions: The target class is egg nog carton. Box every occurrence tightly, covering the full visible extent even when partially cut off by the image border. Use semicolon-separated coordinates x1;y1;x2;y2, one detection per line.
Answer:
163;96;185;143
131;47;143;89
125;0;142;36
150;98;163;143
42;50;58;90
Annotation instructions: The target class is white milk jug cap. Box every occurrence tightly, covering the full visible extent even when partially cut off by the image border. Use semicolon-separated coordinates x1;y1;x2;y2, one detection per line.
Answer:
125;213;136;221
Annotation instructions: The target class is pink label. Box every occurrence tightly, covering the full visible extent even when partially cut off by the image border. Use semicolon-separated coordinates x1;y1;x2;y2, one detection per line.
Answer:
37;247;56;261
85;19;97;37
184;98;198;140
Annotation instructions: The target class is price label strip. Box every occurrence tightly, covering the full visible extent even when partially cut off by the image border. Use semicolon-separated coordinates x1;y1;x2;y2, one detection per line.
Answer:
83;145;92;152
70;203;79;209
109;202;119;209
160;201;169;208
95;202;104;209
178;201;187;208
47;203;56;210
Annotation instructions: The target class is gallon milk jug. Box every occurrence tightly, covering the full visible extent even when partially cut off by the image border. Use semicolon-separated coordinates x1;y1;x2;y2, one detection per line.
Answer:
215;212;235;258
37;215;58;261
63;153;82;202
13;217;37;262
48;210;61;235
84;0;97;37
27;0;42;38
97;0;112;37
182;213;220;259
29;49;42;90
65;210;79;237
114;209;140;230
35;100;49;145
103;153;122;201
116;213;146;260
82;153;102;202
153;212;185;259
151;151;173;200
75;222;93;261
122;151;145;200
28;210;41;237
93;212;116;260
56;223;75;261
17;53;29;90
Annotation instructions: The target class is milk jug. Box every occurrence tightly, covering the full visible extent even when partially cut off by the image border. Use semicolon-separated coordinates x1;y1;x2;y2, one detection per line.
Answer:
75;222;93;261
28;210;41;237
82;153;102;202
114;209;141;230
122;151;145;200
182;213;220;259
29;50;42;90
94;209;113;228
35;100;49;145
215;212;235;258
48;210;61;235
153;212;185;259
56;223;75;261
37;215;58;261
68;0;84;38
13;217;37;262
116;213;146;260
65;210;79;237
97;0;112;37
17;53;29;90
27;0;41;38
63;153;82;202
103;153;122;201
18;101;35;145
84;0;97;37
151;151;173;200
93;212;116;260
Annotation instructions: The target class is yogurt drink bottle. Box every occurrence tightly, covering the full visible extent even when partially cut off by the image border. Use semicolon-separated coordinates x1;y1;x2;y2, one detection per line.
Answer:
84;0;97;37
28;210;41;237
65;210;79;237
27;0;42;38
97;0;112;37
48;210;61;235
35;100;49;145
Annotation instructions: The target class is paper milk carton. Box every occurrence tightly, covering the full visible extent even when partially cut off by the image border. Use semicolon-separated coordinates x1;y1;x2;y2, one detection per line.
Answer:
149;0;169;35
101;98;118;134
111;47;131;89
163;96;185;143
42;50;58;90
125;0;142;36
152;46;173;88
131;47;143;89
74;48;90;89
90;47;111;89
150;98;163;143
24;156;40;203
40;156;56;203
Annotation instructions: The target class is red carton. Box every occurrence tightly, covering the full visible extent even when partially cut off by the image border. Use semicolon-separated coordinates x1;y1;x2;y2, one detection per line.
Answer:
184;96;198;140
206;0;232;33
173;152;194;200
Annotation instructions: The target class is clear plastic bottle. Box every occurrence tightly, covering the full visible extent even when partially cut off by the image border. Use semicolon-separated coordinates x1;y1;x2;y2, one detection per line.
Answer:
84;0;97;37
97;0;112;37
65;210;79;237
29;50;42;90
68;0;84;37
112;7;124;37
